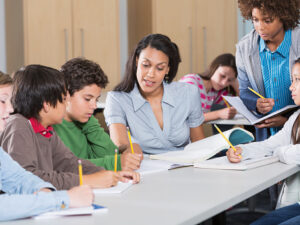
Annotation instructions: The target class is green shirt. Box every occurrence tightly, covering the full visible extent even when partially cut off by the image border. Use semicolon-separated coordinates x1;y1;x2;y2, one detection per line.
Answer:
53;116;121;171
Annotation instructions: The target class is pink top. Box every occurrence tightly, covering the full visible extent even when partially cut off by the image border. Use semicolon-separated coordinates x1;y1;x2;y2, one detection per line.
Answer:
179;74;229;113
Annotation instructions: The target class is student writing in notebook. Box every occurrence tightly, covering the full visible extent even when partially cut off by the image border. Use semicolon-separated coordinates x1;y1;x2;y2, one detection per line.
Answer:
180;53;238;122
0;72;94;221
236;0;300;141
53;58;142;171
227;59;300;223
104;34;205;154
0;65;139;190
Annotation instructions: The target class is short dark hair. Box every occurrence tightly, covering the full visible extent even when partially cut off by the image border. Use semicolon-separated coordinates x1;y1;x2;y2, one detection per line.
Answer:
12;65;66;120
60;57;108;96
238;0;300;30
295;58;300;65
114;33;181;92
200;53;237;80
0;71;13;86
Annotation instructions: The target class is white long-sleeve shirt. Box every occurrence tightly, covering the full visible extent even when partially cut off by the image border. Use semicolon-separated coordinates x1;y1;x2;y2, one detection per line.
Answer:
240;109;300;164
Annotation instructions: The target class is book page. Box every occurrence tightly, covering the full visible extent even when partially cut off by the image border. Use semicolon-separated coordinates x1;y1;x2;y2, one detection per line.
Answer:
136;159;188;175
93;181;133;194
34;204;107;219
194;156;279;170
222;96;259;124
150;150;219;164
150;128;254;164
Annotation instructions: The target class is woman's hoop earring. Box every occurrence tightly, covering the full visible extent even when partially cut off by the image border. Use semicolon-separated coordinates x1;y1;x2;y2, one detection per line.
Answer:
164;74;169;83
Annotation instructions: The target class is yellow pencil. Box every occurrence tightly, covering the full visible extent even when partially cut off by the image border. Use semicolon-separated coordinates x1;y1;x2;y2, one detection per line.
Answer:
214;124;242;158
222;96;230;108
248;87;265;99
78;160;83;185
127;127;135;154
114;149;118;172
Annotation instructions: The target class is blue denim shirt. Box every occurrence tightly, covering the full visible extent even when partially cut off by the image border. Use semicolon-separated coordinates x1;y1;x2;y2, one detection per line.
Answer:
0;148;69;221
104;82;204;154
259;30;293;136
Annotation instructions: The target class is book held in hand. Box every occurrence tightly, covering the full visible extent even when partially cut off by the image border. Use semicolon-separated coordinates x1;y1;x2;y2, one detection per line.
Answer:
149;127;254;164
223;96;298;125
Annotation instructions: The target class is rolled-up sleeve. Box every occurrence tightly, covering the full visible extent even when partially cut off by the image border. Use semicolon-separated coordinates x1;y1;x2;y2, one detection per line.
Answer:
187;85;204;128
104;92;127;127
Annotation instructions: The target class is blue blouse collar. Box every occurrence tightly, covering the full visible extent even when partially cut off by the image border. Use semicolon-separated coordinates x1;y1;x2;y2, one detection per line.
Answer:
130;82;176;112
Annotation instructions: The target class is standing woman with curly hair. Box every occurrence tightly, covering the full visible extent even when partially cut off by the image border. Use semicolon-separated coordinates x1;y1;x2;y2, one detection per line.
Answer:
237;0;300;142
237;0;300;209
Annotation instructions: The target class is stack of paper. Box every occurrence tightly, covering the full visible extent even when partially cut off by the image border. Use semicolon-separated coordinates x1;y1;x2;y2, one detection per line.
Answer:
93;181;133;194
136;159;190;175
194;156;279;170
34;204;107;219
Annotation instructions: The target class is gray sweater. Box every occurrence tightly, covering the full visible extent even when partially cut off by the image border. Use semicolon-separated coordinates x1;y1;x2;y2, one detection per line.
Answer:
0;114;103;190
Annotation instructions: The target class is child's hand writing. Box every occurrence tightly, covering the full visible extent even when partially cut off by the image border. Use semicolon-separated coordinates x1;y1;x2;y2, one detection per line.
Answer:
226;146;243;163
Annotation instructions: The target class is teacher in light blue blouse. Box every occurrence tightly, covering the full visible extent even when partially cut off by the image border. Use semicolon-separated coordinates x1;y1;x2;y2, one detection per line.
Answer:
104;34;205;154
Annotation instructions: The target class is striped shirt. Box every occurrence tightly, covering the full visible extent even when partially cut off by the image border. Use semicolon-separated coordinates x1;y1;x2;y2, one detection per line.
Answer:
259;29;293;135
179;74;228;113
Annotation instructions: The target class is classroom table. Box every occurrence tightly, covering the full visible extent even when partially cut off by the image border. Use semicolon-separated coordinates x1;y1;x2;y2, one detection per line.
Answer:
2;162;299;225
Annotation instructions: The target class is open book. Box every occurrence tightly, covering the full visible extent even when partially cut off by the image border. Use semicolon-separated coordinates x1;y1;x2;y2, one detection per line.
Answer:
223;96;298;125
34;204;107;219
194;155;279;170
93;181;133;194
150;127;254;164
136;158;191;176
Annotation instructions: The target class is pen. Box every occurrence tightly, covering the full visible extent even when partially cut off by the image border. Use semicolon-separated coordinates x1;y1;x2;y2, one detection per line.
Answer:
214;124;242;159
127;127;135;154
222;96;230;108
114;149;118;172
78;160;83;185
248;87;265;99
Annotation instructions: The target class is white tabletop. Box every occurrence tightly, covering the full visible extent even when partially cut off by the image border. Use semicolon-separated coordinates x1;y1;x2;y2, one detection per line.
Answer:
3;162;299;225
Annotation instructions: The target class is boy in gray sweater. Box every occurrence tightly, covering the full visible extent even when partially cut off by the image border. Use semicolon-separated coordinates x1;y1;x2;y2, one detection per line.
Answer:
0;65;139;190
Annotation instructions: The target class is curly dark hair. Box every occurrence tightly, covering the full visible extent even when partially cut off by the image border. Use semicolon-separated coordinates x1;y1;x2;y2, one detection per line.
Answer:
60;57;108;96
238;0;300;30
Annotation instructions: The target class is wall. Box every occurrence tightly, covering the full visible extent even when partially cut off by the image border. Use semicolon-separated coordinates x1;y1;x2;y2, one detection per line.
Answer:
237;8;253;41
119;0;128;78
0;0;6;72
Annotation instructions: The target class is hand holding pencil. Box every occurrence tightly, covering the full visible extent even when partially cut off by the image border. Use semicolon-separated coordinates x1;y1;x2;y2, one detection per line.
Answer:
226;146;243;163
256;98;275;114
214;124;242;160
248;87;275;114
220;96;237;119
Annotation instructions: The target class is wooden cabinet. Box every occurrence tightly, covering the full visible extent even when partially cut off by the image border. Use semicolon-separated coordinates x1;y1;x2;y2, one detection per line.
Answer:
23;0;120;90
151;0;237;79
23;0;73;71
